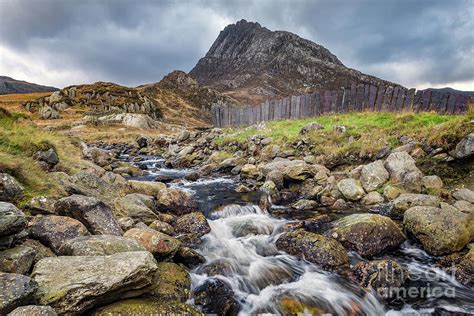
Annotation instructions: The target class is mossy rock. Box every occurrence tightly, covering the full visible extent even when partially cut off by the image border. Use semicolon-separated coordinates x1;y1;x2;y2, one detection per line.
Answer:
150;262;191;303
90;298;203;315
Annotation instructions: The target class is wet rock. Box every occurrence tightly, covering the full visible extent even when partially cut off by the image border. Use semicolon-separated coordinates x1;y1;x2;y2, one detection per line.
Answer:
353;259;408;301
404;206;472;255
384;152;423;192
449;133;474;159
25;196;56;215
329;214;406;257
390;193;440;219
156;188;198;216
0;245;35;274
184;171;200;181
173;246;206;268
128;180;166;196
7;305;57;316
248;261;293;290
176;233;202;248
32;251;158;314
0;202;27;237
58;235;146;256
299;122;323;134
124;228;180;260
304;214;332;233
21;239;55;263
276;230;349;271
54;195;122;236
0;273;38;315
337;178;365;201
436;244;474;287
360;160;389;192
193;278;240;316
90;298;203;315
453;188;474;204
422;175;443;191
0;173;24;202
362;191;385;205
29;215;90;253
149;220;175;235
151;262;191;302
265;170;284;188
198;259;236;277
175;212;210;237
135;135;150;148
114;193;158;224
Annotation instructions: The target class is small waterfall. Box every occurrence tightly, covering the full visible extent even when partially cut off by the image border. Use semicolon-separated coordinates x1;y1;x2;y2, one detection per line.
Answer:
192;203;386;315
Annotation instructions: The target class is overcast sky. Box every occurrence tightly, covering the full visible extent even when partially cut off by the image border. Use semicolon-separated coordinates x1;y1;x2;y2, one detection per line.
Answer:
1;0;473;90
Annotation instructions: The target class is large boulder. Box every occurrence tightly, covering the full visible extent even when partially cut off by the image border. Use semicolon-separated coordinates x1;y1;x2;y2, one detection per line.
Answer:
0;174;24;202
58;235;146;256
68;171;123;203
353;259;408;302
175;212;211;237
389;193;440;218
151;262;191;302
113;193;158;224
123;228;181;260
0;273;38;315
8;305;58;316
360;160;389;192
90;298;203;315
127;180;166;196
329;214;406;257
31;251;158;314
384;152;423;192
450;133;474;159
404;206;472;255
54;195;122;236
156;188;198;215
29;215;90;253
7;305;57;316
337;178;365;201
0;245;35;274
0;202;27;237
276;230;349;271
193;278;240;316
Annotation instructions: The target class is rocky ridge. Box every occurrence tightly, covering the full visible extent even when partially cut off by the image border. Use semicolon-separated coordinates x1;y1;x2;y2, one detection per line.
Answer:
190;19;400;105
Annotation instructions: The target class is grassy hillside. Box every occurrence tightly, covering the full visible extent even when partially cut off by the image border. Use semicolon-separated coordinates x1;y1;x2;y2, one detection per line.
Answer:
217;111;474;164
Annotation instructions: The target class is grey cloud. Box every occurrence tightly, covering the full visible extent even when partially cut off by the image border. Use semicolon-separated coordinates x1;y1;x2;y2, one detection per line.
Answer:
0;0;472;89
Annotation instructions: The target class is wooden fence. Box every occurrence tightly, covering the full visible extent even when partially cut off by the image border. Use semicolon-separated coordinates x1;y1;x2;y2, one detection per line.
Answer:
211;83;471;127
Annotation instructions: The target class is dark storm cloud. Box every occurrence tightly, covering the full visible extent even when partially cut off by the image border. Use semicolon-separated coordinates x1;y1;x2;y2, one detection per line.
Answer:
0;0;472;89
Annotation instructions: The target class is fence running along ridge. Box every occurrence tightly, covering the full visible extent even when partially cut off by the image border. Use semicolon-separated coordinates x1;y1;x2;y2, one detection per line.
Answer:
211;83;471;127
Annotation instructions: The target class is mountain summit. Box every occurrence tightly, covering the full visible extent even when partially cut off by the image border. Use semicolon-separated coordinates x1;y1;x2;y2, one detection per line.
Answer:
190;19;399;104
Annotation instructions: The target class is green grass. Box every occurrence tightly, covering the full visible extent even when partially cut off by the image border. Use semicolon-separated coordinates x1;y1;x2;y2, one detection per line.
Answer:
216;111;474;164
0;108;89;204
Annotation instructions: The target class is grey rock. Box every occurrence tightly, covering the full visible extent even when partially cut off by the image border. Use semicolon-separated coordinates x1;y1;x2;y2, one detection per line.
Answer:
58;235;146;256
7;305;57;316
299;122;323;134
175;212;210;237
0;202;27;237
156;188;198;216
113;194;158;224
450;133;474;159
29;215;90;253
0;245;35;274
390;193;440;219
384;152;423;192
25;196;57;215
453;188;474;203
360;160;389;192
31;251;158;315
0;273;38;315
0;174;24;202
54;195;122;236
337;178;365;201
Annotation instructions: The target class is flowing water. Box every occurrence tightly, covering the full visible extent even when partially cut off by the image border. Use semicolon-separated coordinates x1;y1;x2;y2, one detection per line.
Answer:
124;155;474;315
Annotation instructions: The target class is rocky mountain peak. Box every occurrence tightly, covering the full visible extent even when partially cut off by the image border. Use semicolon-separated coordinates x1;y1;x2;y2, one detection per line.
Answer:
190;20;398;105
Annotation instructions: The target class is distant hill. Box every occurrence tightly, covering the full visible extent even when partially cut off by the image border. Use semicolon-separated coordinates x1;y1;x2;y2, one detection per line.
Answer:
421;87;474;98
0;76;58;95
190;19;401;105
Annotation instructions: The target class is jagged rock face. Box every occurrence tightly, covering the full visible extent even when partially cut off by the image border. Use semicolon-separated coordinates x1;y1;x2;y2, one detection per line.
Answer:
190;19;397;105
23;82;162;120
